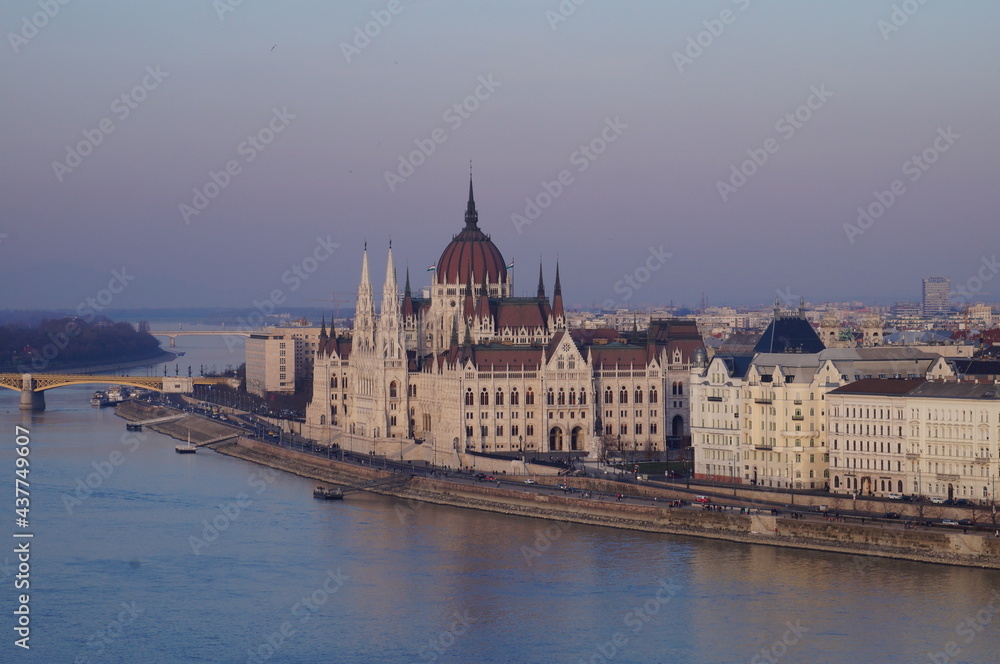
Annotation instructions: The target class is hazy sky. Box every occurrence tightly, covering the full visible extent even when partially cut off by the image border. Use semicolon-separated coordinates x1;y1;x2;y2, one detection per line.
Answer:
2;1;999;313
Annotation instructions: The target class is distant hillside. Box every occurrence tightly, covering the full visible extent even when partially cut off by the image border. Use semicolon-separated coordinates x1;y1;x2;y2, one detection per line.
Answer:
0;317;163;372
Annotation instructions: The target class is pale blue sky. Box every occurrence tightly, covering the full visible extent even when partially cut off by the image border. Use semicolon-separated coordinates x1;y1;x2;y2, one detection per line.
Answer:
2;1;998;311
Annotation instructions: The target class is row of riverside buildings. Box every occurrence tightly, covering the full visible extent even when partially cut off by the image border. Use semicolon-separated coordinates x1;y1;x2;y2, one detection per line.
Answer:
253;177;1000;501
689;302;1000;503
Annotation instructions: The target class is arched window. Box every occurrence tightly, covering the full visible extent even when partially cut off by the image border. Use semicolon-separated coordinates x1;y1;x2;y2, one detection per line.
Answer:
580;390;587;405
677;383;683;396
569;389;577;405
496;390;504;406
480;389;489;406
389;381;398;398
557;389;566;405
546;389;555;406
465;389;474;406
510;389;519;405
331;376;338;388
619;387;628;404
526;389;535;405
634;388;643;404
649;387;657;404
671;382;678;395
604;388;613;404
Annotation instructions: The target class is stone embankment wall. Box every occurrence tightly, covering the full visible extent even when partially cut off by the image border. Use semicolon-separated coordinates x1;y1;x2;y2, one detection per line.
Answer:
216;436;1000;569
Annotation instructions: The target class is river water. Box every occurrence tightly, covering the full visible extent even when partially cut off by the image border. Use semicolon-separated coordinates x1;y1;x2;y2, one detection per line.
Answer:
2;333;999;663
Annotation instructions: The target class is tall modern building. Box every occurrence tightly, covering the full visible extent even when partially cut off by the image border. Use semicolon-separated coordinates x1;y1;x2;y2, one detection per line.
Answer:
922;276;951;316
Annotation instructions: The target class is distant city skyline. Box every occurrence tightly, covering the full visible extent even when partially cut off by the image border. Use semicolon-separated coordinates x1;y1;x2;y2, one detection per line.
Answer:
3;2;999;311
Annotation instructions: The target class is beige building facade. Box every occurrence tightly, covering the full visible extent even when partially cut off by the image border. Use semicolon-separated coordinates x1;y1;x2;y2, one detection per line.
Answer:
828;380;1000;503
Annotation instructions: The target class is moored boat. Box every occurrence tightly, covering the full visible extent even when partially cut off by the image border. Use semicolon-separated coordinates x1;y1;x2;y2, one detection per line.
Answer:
313;486;344;500
175;432;197;454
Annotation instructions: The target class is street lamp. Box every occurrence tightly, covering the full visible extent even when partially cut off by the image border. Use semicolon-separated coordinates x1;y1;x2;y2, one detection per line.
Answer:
732;450;738;496
788;458;794;506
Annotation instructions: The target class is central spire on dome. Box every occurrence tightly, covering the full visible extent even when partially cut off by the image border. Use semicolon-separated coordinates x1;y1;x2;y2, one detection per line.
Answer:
436;173;509;289
464;172;478;229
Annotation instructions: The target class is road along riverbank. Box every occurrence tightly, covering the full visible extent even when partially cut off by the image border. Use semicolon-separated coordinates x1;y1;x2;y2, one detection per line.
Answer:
115;400;241;443
217;435;1000;570
116;401;1000;569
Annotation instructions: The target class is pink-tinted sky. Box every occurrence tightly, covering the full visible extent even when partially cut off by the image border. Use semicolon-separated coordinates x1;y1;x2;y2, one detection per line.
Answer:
2;1;998;312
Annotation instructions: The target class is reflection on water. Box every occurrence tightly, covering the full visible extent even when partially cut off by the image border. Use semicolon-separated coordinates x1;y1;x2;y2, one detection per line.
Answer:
3;336;999;662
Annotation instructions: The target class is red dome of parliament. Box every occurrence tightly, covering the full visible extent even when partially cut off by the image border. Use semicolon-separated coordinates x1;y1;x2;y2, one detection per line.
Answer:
436;179;508;286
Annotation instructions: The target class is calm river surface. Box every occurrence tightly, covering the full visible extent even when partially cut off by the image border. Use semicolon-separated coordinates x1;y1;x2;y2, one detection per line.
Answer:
2;333;999;663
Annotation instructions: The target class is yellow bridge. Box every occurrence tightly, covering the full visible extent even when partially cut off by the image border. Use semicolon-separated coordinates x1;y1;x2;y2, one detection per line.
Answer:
0;373;239;411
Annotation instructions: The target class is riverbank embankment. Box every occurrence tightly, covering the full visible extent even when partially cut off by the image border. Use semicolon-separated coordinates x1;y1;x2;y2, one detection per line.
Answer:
115;400;240;444
117;401;1000;569
217;435;1000;570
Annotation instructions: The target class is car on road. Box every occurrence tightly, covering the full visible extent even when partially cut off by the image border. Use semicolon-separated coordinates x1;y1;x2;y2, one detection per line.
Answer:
695;495;712;504
929;497;946;504
524;479;536;484
884;512;901;519
940;519;960;526
475;473;486;480
958;518;974;526
887;493;902;500
485;476;496;481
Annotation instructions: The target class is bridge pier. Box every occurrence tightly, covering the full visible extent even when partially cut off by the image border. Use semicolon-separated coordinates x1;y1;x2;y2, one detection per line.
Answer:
19;389;45;411
169;337;175;347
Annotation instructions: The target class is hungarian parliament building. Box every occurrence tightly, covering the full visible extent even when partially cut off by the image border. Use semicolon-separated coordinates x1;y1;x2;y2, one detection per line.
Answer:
304;178;704;461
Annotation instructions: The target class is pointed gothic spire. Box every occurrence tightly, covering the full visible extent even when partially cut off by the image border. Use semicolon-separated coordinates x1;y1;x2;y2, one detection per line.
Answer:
402;266;414;318
463;268;476;320
383;244;398;294
317;313;328;357
463;319;473;347
477;268;491;319
355;244;376;351
552;262;564;319
464;170;479;229
536;262;545;298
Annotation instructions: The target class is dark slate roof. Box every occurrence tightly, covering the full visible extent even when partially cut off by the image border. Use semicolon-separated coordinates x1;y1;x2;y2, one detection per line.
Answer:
908;381;1000;399
951;359;1000;376
828;378;925;396
717;332;761;356
720;355;753;378
753;314;825;355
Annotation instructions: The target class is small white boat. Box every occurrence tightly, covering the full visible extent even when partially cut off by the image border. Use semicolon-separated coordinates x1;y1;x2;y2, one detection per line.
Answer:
175;432;197;454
